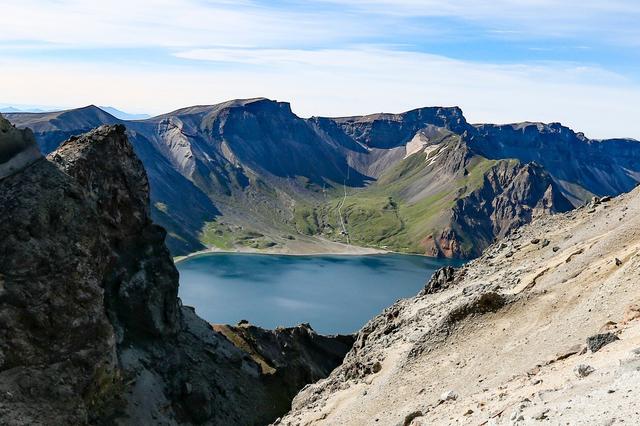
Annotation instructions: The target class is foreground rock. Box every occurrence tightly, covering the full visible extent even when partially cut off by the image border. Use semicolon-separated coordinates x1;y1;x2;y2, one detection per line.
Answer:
0;121;353;425
279;184;640;424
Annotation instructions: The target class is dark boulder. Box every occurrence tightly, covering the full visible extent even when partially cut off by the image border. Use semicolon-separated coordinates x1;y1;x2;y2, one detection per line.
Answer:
587;332;620;353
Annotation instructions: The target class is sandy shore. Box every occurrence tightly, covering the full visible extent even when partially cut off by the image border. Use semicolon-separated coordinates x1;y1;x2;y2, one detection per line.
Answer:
173;238;388;264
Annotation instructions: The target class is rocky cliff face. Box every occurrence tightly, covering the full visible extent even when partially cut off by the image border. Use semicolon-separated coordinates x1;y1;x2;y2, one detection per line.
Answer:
279;185;640;426
0;125;119;425
0;124;353;425
426;160;573;258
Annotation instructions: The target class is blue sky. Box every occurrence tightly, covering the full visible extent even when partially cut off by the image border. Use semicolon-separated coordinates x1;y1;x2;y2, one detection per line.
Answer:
1;0;639;138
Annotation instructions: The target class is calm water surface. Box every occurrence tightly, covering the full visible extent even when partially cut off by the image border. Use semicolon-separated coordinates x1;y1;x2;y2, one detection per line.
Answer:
177;253;461;334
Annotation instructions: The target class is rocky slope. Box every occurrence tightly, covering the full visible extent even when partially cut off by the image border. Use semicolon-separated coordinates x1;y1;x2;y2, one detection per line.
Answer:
430;160;573;258
296;133;573;258
6;101;640;258
0;120;353;425
279;188;640;425
5;106;217;255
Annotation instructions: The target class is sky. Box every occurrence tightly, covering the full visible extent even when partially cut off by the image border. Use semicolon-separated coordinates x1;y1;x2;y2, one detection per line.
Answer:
0;0;639;139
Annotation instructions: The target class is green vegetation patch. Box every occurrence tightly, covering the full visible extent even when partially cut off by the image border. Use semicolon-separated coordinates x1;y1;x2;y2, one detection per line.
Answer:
302;154;502;253
200;220;277;250
293;204;319;235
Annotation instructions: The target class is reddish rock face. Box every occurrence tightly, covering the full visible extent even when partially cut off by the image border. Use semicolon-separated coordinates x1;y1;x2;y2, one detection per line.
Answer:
426;161;573;259
436;228;464;258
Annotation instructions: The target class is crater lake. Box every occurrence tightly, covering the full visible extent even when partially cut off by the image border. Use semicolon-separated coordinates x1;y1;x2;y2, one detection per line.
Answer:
177;253;462;334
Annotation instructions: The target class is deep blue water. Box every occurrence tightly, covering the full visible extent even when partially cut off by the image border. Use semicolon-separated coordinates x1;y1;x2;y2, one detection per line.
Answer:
177;253;461;334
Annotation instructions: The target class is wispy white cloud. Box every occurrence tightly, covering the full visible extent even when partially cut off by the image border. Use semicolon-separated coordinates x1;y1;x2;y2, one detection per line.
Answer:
0;0;373;48
324;0;640;44
173;46;630;87
327;0;640;17
5;0;637;49
1;48;638;139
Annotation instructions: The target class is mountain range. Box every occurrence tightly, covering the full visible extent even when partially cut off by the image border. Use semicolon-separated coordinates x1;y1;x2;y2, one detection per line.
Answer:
6;99;640;258
0;107;40;113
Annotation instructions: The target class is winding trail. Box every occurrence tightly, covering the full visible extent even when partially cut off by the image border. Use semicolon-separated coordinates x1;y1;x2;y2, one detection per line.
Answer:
337;156;351;245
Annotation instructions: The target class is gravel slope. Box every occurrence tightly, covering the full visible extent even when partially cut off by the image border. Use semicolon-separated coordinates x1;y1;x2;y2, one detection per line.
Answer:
278;186;640;425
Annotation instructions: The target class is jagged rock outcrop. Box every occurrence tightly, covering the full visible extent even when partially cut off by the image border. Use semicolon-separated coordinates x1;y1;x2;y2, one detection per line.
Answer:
0;124;353;425
279;186;640;425
419;266;457;295
0;126;118;425
213;322;355;406
426;160;573;258
48;126;181;340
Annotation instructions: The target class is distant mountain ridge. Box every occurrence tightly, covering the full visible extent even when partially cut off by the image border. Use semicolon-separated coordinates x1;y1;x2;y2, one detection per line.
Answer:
0;106;48;113
5;99;640;258
0;107;28;113
98;106;151;120
0;104;148;119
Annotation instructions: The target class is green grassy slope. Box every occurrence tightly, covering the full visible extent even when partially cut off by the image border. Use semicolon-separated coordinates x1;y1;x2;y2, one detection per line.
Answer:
292;150;500;254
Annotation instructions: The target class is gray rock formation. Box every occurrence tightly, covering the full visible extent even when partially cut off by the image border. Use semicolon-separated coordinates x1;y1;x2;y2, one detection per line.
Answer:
0;127;119;425
586;332;619;353
420;266;457;295
429;161;573;258
0;125;353;425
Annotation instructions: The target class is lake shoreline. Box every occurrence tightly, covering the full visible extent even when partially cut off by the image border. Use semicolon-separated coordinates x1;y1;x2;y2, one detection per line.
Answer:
176;251;459;334
173;243;393;265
